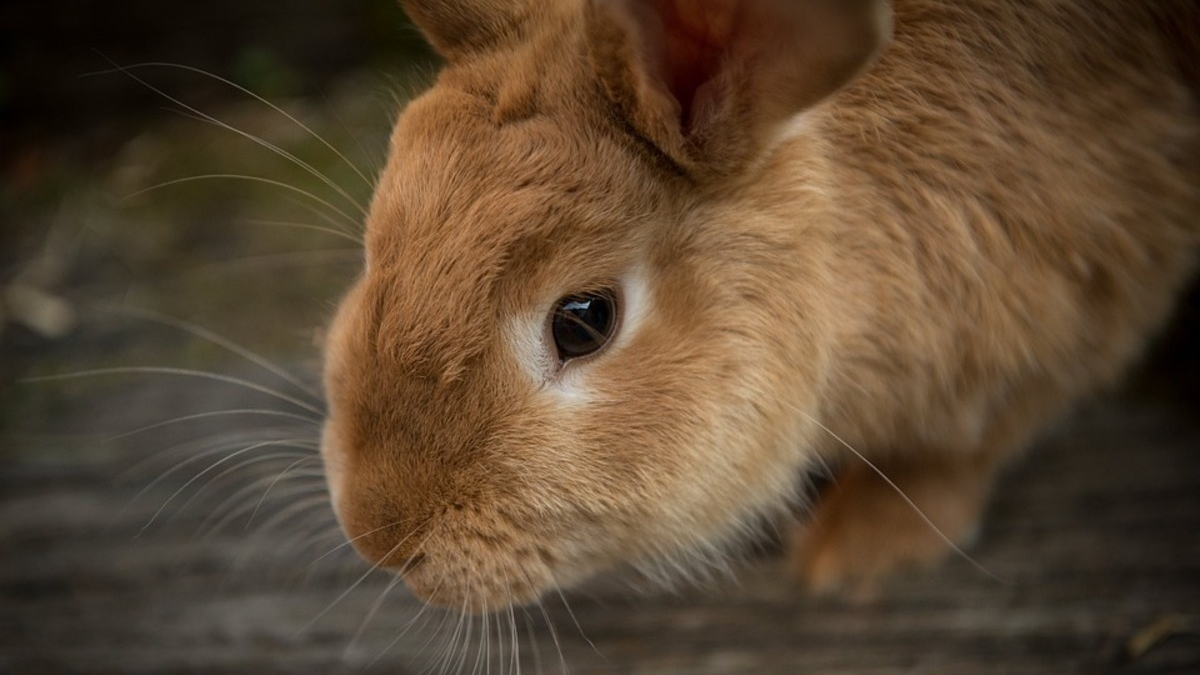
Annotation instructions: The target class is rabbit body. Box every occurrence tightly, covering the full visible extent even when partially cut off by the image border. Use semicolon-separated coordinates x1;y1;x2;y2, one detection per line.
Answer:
320;0;1200;610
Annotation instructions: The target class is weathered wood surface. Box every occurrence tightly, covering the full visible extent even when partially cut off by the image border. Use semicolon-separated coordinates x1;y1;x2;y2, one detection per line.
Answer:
2;350;1198;674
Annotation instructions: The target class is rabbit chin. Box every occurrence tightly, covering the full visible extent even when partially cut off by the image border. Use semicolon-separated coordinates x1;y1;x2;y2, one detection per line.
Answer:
395;528;562;613
392;506;753;614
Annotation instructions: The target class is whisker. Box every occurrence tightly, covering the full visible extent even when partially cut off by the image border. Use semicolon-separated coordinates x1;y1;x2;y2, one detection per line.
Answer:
477;599;491;675
495;593;507;675
520;607;544;675
371;574;446;670
243;495;335;550
171;451;311;526
244;455;323;527
104;408;320;442
300;520;421;634
306;519;416;570
532;591;568;675
243;218;365;245
291;523;346;564
277;193;370;238
98;305;324;403
424;580;464;675
507;595;521;675
320;90;387;180
483;598;493;675
452;595;475;675
115;428;305;523
400;591;454;674
551;583;603;666
141;437;313;534
120;428;275;480
445;583;472;675
422;604;458;675
477;597;491;675
121;174;361;231
199;472;324;536
22;367;325;416
793;407;1010;585
86;60;377;191
198;455;322;521
154;97;369;221
344;572;406;658
183;248;363;277
223;495;336;580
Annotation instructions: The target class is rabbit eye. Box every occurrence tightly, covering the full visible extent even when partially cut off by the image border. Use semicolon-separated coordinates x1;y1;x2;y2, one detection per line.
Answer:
550;290;618;361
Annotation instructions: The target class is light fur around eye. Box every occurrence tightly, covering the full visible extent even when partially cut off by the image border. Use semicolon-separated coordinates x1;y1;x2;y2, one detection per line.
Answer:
503;267;651;401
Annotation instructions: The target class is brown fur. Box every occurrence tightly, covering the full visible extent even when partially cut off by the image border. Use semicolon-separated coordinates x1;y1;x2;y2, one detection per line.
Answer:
320;0;1200;611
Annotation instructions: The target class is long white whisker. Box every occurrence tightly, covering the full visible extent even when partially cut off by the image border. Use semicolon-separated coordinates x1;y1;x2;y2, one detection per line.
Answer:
155;99;369;220
551;584;603;666
521;608;544;675
100;306;324;402
245;455;322;528
141;438;312;534
226;495;335;575
428;582;467;675
301;520;428;634
448;584;473;675
793;407;1010;584
422;602;458;675
243;218;365;245
277;193;369;237
508;596;521;675
371;573;446;669
173;451;310;526
241;495;333;546
306;518;422;570
344;573;406;658
184;248;363;277
532;594;568;675
23;367;324;416
478;598;491;675
456;598;476;675
105;408;319;442
200;474;324;536
482;595;492;672
395;590;453;673
116;428;306;523
121;174;360;230
87;61;377;191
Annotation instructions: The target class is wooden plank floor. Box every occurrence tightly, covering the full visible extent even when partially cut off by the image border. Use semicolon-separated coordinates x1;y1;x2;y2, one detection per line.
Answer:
2;320;1198;674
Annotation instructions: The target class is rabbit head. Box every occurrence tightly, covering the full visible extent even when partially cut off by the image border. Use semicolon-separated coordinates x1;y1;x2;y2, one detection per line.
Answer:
320;0;891;612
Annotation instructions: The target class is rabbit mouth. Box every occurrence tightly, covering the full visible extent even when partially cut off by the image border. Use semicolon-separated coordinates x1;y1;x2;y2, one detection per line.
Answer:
397;525;562;614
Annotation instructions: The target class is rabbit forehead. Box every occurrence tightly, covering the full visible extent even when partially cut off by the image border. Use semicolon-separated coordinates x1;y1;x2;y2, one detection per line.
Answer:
357;87;659;382
370;84;651;255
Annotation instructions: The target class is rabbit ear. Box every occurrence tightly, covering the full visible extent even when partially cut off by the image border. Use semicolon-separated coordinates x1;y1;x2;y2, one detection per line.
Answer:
587;0;892;176
400;0;530;58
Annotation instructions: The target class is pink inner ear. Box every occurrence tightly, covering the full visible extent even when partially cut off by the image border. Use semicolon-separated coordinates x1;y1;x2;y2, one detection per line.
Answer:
651;0;745;129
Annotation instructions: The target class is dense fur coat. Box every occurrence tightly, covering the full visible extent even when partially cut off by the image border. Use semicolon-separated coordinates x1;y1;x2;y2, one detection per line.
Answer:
320;0;1200;611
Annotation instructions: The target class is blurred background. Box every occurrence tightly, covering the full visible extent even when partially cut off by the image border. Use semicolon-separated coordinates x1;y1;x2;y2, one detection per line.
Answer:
0;0;435;384
1;1;1198;674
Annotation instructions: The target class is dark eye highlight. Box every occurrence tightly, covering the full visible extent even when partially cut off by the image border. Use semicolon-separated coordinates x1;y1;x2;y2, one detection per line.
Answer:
550;290;618;362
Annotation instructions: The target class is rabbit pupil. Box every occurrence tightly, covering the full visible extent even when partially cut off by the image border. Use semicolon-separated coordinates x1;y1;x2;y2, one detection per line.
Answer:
551;291;617;360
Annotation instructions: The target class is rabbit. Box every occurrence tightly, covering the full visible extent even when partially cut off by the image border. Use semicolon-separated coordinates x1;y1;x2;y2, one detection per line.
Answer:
319;0;1200;612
